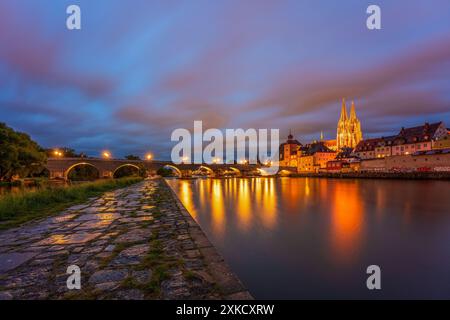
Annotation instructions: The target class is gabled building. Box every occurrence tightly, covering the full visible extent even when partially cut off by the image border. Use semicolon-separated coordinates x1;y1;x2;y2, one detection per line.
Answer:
327;147;361;172
297;142;337;172
354;122;447;160
353;138;383;160
433;129;450;150
391;122;447;156
279;132;302;167
375;135;397;158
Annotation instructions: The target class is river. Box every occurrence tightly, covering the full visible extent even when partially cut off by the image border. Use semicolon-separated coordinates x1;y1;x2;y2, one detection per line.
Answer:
166;177;450;299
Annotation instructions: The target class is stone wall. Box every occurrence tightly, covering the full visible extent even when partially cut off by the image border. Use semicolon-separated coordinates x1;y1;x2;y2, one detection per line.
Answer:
360;153;450;172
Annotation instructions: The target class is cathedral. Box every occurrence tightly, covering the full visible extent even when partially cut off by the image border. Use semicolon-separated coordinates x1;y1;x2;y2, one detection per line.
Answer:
279;99;363;167
336;99;362;150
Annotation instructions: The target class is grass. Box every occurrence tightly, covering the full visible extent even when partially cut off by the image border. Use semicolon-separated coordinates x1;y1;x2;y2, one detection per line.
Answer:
0;177;143;229
0;178;55;187
137;231;185;297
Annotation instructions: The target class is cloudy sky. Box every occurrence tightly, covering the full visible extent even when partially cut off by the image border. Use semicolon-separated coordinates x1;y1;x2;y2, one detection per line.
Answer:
1;0;449;159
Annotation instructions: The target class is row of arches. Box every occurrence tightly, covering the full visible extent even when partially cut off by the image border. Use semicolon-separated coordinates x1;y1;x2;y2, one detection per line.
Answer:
64;163;142;180
54;162;289;180
62;163;244;180
159;165;245;178
161;166;293;177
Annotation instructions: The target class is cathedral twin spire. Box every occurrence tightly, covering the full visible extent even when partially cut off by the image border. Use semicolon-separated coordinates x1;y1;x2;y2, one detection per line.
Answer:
349;100;357;120
340;98;348;121
337;99;363;150
340;98;357;121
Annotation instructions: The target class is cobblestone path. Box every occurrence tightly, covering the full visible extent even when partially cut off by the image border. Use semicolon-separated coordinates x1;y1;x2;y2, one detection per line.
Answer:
0;179;251;300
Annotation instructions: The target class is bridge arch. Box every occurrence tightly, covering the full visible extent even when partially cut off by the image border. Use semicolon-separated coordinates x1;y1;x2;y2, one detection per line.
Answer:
228;167;241;174
198;165;214;174
64;162;100;180
113;163;141;178
163;165;182;177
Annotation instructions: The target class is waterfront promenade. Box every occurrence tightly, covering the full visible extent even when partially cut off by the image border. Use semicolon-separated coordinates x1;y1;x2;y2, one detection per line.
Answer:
291;171;450;180
0;179;251;300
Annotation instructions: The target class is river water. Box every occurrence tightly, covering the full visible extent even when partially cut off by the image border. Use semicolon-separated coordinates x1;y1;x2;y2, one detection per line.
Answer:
166;177;450;299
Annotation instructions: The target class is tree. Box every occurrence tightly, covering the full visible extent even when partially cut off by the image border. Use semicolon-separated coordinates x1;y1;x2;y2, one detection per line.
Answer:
125;154;141;160
0;123;47;181
45;147;83;158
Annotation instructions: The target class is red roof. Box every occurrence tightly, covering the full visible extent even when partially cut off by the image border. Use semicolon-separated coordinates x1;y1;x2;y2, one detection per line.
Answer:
354;122;444;152
396;122;443;144
354;138;383;152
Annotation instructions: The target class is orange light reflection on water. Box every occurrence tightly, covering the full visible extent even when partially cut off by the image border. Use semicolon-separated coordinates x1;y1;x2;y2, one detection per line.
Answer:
259;178;277;229
211;179;225;237
180;181;198;219
330;181;364;264
176;178;280;234
237;179;251;231
174;178;366;266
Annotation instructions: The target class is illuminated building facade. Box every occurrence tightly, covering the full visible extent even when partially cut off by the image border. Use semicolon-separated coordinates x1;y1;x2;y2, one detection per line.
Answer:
279;132;302;167
336;99;363;150
297;142;337;172
354;122;447;159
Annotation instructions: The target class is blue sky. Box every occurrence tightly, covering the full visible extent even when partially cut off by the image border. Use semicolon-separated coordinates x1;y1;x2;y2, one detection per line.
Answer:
1;0;449;159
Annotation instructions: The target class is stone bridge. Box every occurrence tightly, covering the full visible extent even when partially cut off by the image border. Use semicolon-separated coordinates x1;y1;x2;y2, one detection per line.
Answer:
46;158;297;179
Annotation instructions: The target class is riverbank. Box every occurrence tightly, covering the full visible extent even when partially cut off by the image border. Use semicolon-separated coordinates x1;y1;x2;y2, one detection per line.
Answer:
0;178;251;300
290;171;450;180
0;178;57;187
0;177;143;230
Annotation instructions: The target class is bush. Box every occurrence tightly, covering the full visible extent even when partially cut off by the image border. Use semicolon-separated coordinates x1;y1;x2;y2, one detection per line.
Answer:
157;167;175;177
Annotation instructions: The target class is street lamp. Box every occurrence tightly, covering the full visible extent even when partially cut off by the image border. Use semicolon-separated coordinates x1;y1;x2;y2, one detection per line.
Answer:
53;150;63;157
146;153;153;161
102;151;111;159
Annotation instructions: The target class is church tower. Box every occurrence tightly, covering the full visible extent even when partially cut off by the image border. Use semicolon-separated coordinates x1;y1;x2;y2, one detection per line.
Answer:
337;98;349;150
348;101;362;148
336;99;362;150
279;131;302;167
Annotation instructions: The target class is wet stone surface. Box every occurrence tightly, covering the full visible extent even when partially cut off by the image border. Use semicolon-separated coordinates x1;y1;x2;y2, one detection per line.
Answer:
0;179;251;300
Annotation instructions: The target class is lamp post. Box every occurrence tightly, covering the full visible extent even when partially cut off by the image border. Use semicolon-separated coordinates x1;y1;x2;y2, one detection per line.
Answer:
146;153;153;161
102;151;111;159
53;150;63;157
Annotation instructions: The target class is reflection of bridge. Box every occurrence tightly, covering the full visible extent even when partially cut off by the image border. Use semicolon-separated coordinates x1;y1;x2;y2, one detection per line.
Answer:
46;158;296;179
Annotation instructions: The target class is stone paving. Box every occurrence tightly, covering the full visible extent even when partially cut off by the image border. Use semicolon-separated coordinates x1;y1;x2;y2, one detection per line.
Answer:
0;179;252;300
